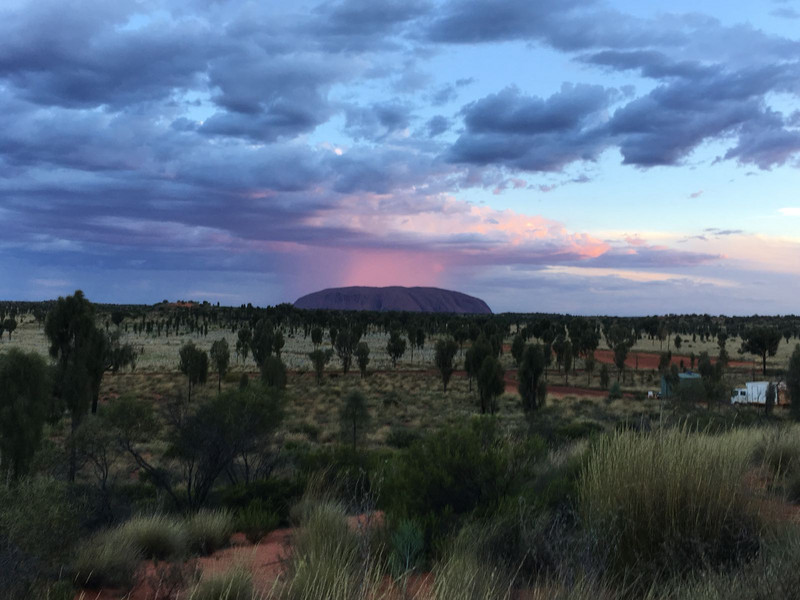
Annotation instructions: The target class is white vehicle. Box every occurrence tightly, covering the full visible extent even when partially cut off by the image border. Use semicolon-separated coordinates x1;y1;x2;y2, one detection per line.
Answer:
731;381;773;405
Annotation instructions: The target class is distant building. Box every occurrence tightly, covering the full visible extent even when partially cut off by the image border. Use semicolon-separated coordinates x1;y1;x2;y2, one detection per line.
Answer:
660;371;702;398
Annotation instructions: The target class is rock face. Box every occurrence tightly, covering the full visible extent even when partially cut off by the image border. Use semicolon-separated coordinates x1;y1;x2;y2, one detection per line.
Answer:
294;286;492;314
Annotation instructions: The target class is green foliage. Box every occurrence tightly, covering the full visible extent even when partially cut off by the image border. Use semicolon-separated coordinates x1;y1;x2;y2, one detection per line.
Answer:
388;519;425;577
235;500;280;544
386;330;407;367
218;477;304;524
518;344;546;414
477;356;504;414
261;355;287;390
386;427;422;449
599;363;609;390
382;418;541;555
0;349;52;479
308;348;333;385
741;325;782;375
339;390;371;450
0;476;80;587
334;328;360;374
186;509;234;555
355;341;370;378
250;318;275;367
510;334;525;366
210;338;230;393
579;428;765;580
189;565;253;600
434;337;458;392
608;381;622;400
179;341;209;400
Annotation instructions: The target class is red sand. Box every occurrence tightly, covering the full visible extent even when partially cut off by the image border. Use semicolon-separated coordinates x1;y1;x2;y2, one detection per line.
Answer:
593;348;751;370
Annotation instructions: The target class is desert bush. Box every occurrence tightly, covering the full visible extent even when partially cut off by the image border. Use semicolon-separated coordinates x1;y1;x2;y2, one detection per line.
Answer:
382;417;543;555
579;427;766;580
187;510;234;555
218;477;303;525
120;514;188;560
189;565;254;600
73;527;142;589
280;500;382;600
607;381;622;400
236;501;280;544
385;427;421;449
0;475;80;582
387;518;424;577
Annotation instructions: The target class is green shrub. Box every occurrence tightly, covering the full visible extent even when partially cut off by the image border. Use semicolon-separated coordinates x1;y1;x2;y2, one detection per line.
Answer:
73;528;141;589
120;514;187;560
0;476;80;568
187;510;234;555
236;501;280;544
218;477;304;525
382;417;543;554
386;427;421;449
579;428;765;580
607;381;622;400
189;565;253;600
388;519;424;577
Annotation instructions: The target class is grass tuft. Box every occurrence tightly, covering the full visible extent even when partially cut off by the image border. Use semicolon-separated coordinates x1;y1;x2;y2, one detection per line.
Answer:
187;509;235;555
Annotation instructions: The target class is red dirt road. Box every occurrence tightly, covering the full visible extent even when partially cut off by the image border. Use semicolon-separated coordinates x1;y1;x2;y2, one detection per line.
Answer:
593;348;751;370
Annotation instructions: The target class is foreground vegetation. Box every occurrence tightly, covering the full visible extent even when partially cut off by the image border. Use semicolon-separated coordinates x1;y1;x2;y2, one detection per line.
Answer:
4;292;800;598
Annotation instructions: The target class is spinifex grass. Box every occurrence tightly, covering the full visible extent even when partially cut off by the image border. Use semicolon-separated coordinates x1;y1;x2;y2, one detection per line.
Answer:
579;427;766;580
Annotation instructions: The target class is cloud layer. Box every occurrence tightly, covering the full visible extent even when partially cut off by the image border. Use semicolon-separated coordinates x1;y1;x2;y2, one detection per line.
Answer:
1;0;799;312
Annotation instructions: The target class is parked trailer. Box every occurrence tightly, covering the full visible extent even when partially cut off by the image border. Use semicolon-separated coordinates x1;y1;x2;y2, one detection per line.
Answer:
730;381;788;405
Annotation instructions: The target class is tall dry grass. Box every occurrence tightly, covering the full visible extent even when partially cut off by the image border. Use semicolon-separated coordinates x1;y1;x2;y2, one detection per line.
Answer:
579;427;767;579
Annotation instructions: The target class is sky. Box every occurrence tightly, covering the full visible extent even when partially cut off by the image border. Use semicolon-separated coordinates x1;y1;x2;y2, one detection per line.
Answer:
1;0;800;315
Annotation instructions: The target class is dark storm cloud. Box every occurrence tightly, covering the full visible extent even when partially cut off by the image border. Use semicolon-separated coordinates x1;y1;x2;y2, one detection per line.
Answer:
448;84;616;171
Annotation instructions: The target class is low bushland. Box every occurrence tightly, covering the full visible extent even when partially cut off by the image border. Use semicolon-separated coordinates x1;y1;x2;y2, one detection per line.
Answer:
73;527;142;589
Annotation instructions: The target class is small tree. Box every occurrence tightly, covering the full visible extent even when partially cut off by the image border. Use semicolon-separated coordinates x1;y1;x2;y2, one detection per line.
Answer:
510;334;525;366
340;390;371;451
236;327;252;363
477;356;504;415
434;338;458;392
311;327;323;348
599;363;610;390
0;349;52;480
585;352;596;386
261;355;287;390
518;344;545;415
355;342;370;378
179;341;209;401
250;318;274;368
387;330;407;368
210;338;230;394
741;326;781;376
335;329;359;374
415;328;426;359
309;349;333;385
3;318;17;340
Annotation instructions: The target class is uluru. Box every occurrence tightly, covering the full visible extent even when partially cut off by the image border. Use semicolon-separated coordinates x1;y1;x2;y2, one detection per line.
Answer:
294;286;492;314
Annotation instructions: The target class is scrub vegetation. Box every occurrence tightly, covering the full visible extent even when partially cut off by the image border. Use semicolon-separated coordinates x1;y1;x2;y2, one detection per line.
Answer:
3;292;800;598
